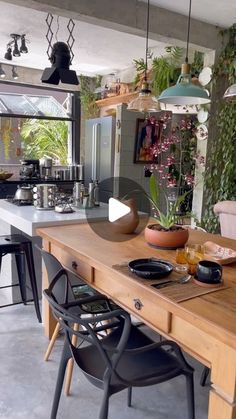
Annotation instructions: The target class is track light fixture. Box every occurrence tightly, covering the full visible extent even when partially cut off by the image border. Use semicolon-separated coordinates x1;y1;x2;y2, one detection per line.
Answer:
20;35;28;53
4;33;29;60
0;64;6;78
12;65;19;80
4;47;12;61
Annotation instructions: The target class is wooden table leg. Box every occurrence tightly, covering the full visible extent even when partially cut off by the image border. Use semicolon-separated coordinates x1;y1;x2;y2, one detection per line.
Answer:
208;346;236;419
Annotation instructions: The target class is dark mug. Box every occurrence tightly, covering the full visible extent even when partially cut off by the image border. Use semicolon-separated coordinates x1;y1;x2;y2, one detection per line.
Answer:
196;260;222;284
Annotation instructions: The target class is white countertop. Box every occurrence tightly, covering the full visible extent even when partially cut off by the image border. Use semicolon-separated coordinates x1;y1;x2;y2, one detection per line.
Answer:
0;200;108;236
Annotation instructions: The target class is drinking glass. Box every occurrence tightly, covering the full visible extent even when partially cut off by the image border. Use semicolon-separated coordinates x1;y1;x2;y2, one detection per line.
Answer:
175;248;188;273
185;244;204;275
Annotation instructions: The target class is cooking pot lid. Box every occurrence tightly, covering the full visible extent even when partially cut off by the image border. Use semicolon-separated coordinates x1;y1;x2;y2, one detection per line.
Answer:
128;258;173;279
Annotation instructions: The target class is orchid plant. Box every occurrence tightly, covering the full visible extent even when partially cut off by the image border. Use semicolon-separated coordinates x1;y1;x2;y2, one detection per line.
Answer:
144;113;204;229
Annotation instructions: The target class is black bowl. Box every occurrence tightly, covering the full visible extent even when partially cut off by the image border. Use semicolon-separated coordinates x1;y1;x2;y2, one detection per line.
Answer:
128;258;173;279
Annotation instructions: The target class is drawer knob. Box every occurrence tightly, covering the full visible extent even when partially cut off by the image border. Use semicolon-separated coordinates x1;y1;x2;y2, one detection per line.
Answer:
133;298;143;311
72;260;78;269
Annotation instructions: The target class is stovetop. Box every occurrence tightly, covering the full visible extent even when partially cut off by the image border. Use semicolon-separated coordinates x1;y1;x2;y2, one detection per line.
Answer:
5;197;33;206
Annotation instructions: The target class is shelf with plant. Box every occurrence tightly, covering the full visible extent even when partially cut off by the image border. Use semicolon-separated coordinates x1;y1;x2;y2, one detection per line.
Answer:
202;23;236;233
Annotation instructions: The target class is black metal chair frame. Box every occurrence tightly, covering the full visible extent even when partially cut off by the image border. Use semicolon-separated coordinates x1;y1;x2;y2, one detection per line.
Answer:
0;234;41;322
44;271;195;419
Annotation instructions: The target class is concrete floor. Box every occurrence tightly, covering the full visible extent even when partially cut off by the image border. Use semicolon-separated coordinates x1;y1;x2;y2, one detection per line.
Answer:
0;303;210;419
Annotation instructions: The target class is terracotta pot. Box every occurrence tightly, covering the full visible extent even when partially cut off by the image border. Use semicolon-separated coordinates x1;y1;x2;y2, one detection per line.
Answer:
144;223;189;249
112;199;139;234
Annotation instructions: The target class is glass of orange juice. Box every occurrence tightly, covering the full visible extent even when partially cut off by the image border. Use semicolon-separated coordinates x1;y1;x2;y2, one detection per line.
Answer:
175;248;188;272
185;244;204;275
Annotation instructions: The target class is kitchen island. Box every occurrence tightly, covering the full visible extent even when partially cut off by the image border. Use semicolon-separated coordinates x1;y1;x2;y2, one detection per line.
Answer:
0;199;108;236
0;199;107;305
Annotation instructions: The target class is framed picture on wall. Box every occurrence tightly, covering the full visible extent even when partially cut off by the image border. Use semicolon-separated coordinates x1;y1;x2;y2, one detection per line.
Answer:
133;118;162;163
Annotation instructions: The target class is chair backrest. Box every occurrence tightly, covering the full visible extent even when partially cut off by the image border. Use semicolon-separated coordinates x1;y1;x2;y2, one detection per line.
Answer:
43;284;131;383
214;201;236;239
41;248;75;304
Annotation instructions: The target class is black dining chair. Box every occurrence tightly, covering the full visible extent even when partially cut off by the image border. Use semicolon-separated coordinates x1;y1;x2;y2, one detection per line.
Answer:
40;247;104;395
44;273;195;419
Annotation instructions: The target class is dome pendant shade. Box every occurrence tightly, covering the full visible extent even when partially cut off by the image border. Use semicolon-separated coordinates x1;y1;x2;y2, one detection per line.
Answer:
128;82;161;112
158;64;211;106
223;83;236;101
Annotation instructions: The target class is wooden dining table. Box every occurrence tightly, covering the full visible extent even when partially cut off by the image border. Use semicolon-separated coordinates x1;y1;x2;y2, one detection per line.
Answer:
37;221;236;419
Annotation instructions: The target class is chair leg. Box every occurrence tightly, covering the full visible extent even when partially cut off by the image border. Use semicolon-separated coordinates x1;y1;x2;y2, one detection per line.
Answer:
200;367;210;387
44;322;61;361
51;340;71;419
15;252;27;304
24;242;42;323
99;384;110;419
64;323;79;396
127;387;132;407
185;373;195;419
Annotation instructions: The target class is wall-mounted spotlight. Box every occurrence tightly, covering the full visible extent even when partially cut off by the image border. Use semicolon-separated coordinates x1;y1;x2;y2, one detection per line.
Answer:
4;47;12;60
4;33;29;60
0;64;6;78
12;66;19;80
12;34;21;57
20;35;28;53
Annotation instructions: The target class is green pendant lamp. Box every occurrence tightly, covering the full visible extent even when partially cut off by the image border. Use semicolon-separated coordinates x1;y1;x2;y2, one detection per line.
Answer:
158;0;211;106
128;0;160;113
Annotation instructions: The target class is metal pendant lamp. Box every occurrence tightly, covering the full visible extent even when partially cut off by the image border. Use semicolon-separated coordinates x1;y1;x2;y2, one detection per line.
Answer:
127;0;160;113
158;0;211;106
223;83;236;101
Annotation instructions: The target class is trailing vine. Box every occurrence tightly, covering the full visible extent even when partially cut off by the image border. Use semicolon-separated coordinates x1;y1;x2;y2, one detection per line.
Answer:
202;23;236;233
79;75;101;119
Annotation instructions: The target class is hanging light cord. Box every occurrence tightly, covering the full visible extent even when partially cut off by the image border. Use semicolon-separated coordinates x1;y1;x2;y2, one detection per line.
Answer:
144;0;150;81
185;0;192;64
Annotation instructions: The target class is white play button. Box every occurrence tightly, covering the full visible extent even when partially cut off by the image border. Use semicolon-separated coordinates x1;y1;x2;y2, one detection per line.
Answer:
108;198;131;222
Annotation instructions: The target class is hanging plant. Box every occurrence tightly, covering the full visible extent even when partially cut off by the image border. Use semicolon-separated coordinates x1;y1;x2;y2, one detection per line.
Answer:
79;75;101;119
202;23;236;233
133;46;183;95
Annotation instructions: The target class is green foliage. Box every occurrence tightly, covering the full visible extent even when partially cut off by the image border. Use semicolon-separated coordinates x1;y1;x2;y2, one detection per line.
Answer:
79;74;101;119
20;119;69;164
214;23;236;83
202;23;236;233
202;102;236;232
147;174;191;230
191;51;204;76
133;46;183;95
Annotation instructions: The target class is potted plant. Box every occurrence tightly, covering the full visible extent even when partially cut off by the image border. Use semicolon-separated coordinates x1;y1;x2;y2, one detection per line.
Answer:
140;111;203;249
144;173;190;249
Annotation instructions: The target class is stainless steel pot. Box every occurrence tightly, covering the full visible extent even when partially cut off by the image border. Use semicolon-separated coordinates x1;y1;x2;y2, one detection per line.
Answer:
14;185;33;201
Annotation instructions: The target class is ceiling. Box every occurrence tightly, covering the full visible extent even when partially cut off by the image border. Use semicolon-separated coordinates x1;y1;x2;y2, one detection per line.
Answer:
150;0;236;28
0;0;235;76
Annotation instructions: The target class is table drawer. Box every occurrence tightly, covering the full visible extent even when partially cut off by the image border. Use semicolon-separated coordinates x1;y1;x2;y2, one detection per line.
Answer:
93;269;170;333
51;244;93;282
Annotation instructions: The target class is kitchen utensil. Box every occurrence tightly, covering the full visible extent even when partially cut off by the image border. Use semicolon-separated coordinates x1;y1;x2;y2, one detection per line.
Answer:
14;185;33;202
128;258;173;279
152;274;192;289
33;184;57;209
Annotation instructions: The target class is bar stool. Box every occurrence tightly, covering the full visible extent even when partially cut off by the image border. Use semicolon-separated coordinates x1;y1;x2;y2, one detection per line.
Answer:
0;234;42;323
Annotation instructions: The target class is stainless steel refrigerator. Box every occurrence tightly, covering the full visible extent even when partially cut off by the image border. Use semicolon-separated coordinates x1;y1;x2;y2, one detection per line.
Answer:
84;116;116;202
